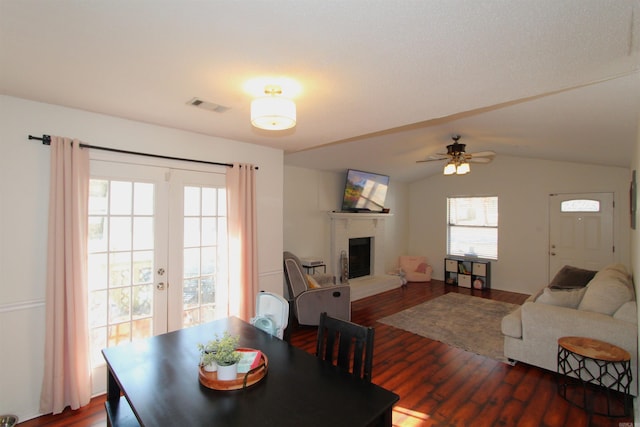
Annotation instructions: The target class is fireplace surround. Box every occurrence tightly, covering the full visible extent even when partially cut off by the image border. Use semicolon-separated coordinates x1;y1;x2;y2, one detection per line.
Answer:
328;212;402;300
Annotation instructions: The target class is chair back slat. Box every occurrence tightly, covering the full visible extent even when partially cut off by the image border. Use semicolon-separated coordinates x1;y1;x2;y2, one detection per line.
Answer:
316;312;375;382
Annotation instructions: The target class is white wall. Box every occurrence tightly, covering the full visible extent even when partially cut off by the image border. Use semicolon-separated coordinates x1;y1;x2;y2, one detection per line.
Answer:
283;166;409;275
409;155;631;295
631;114;640;421
0;95;284;421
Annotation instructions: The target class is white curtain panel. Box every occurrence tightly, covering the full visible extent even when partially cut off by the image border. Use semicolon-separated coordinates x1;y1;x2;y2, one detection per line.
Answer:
40;136;91;414
226;163;258;321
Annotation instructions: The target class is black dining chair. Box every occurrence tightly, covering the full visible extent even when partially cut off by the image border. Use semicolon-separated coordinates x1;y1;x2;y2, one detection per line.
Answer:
316;311;375;383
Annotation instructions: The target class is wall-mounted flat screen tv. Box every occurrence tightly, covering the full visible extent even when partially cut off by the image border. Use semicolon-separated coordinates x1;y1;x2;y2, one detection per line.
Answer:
341;169;390;212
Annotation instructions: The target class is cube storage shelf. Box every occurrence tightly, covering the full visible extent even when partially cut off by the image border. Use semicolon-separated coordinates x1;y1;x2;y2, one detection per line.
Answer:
444;257;491;289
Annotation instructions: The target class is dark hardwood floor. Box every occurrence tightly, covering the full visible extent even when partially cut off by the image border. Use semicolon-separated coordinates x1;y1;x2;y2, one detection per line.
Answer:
19;280;633;427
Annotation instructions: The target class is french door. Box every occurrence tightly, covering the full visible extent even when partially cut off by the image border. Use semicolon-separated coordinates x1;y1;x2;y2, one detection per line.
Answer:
87;159;228;393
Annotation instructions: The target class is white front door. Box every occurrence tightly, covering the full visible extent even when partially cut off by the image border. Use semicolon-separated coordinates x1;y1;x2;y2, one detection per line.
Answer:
88;159;227;393
548;192;614;281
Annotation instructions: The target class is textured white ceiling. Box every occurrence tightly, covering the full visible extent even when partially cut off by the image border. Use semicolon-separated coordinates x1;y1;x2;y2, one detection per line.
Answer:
1;0;639;181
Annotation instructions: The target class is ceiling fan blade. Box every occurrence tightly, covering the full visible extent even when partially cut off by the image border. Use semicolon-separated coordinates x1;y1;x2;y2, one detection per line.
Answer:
468;157;493;164
468;151;496;158
416;157;447;163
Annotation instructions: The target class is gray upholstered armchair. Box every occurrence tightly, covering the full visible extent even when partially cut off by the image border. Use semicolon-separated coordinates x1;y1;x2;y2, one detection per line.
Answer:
283;251;351;326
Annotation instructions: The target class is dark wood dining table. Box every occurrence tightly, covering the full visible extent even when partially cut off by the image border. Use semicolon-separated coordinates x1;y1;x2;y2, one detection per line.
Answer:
102;316;399;426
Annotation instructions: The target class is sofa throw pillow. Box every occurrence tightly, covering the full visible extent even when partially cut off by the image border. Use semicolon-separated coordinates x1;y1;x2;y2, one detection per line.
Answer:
578;272;633;315
306;274;321;289
416;262;428;273
548;265;597;289
600;263;631;278
535;287;587;309
613;301;637;323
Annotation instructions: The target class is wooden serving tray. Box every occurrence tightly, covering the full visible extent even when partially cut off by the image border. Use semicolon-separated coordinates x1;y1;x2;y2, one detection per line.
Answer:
198;348;268;390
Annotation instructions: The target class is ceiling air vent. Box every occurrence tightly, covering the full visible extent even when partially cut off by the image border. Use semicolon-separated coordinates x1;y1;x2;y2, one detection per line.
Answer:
187;97;230;113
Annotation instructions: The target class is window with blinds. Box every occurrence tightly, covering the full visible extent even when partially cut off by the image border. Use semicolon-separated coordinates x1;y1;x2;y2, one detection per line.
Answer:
447;196;498;260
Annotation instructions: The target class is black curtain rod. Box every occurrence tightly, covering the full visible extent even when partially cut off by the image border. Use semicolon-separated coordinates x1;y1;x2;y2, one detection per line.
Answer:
27;134;252;169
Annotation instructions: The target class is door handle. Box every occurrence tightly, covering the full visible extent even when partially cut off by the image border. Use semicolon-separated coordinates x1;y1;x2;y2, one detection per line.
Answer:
550;252;556;256
157;282;166;290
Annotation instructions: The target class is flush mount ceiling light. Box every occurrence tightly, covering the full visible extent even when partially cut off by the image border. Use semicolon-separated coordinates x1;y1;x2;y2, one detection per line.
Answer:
251;84;296;131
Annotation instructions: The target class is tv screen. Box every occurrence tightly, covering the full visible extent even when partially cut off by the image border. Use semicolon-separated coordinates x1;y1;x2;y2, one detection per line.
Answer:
341;169;390;212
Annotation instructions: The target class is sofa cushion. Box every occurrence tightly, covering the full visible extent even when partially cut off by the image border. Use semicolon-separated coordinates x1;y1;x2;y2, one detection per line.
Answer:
600;263;632;278
535;287;587;309
597;264;634;296
578;267;633;315
614;301;638;323
548;265;597;289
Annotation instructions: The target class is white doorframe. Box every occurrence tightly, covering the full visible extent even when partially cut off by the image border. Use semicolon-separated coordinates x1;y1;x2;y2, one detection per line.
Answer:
88;151;227;395
548;192;614;282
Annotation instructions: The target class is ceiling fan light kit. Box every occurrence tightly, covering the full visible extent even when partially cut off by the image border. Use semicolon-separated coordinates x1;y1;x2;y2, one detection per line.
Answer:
456;161;470;175
443;159;470;175
251;84;296;131
443;162;457;175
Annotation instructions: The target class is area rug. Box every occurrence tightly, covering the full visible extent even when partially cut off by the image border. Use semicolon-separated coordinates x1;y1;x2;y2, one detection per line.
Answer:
378;293;518;362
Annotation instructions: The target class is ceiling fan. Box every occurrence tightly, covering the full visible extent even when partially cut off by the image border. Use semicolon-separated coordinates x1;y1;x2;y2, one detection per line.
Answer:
417;135;496;175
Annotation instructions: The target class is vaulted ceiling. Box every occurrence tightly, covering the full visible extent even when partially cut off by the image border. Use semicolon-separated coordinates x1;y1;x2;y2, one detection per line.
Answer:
1;1;639;181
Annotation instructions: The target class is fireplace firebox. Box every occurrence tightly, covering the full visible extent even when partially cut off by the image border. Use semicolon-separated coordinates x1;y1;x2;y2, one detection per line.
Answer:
348;237;371;279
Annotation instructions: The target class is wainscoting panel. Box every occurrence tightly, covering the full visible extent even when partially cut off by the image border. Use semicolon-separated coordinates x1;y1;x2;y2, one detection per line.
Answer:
0;301;46;422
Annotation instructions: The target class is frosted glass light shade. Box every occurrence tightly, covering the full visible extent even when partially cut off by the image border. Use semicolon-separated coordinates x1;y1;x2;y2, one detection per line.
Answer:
443;162;456;175
251;96;296;130
456;162;470;175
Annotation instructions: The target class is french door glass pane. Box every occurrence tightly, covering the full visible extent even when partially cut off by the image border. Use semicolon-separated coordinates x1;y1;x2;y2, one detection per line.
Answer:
88;178;155;368
110;181;132;215
182;186;224;328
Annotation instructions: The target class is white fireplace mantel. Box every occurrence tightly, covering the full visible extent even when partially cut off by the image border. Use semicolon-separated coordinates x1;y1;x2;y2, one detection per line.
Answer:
328;211;402;300
328;211;390;276
328;212;393;219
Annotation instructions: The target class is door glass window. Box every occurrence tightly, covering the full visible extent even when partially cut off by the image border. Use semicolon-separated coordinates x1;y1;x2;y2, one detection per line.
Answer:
182;186;228;327
88;179;155;368
560;199;600;212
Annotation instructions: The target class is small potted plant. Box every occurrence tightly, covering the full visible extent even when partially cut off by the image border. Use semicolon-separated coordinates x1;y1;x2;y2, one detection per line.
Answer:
199;332;241;380
198;340;220;372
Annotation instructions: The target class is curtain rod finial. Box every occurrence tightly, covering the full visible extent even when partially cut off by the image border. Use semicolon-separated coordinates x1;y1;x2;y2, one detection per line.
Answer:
28;134;51;145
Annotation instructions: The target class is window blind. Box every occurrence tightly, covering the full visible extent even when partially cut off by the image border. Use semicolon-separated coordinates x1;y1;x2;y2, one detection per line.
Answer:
447;196;498;260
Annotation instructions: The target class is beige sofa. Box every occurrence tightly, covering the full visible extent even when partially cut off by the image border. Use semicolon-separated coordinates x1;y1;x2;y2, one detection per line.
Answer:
502;264;638;395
